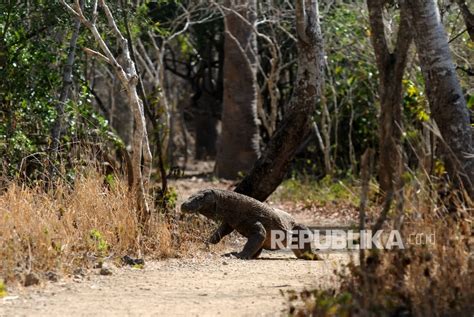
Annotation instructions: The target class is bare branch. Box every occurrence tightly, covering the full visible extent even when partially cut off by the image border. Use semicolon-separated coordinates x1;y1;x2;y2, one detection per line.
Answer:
135;39;156;80
60;0;81;19
83;47;111;64
91;0;99;24
99;0;123;40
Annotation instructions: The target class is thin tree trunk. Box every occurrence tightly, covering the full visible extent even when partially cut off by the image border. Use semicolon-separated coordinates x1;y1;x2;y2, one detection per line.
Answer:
320;80;332;175
455;0;474;42
402;0;474;199
235;0;324;201
367;0;411;196
50;1;82;178
120;1;167;195
349;98;357;175
359;148;372;267
325;61;338;173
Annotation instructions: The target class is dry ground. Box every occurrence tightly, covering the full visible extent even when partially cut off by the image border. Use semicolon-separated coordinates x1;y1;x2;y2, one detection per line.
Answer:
1;162;357;316
1;252;352;316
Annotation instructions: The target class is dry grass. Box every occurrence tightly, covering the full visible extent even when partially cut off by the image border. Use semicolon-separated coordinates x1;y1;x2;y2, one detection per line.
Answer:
289;190;474;316
0;171;207;285
346;218;473;316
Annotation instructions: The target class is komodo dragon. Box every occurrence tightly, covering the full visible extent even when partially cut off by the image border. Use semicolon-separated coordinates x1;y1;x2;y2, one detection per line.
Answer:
181;189;320;260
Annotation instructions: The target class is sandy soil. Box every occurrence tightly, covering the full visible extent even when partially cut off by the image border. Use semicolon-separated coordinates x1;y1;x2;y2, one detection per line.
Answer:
1;161;357;316
1;251;352;317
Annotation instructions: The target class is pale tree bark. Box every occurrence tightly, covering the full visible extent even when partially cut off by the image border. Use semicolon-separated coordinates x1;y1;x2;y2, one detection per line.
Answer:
327;61;341;175
367;0;411;196
402;0;474;199
116;1;168;197
137;34;169;195
235;0;324;201
61;0;153;220
319;79;333;175
216;0;261;179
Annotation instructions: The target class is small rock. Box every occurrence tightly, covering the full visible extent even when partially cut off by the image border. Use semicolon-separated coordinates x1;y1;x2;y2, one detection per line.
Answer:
24;273;40;287
73;268;85;278
45;271;59;282
122;255;145;266
99;263;114;276
99;267;113;276
222;261;229;265
93;262;103;269
2;296;19;302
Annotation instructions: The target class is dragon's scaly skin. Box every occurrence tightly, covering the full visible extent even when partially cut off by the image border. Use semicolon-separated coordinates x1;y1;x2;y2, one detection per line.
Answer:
181;189;319;260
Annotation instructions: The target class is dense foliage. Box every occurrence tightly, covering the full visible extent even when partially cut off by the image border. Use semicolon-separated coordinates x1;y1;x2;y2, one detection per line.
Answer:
1;1;472;182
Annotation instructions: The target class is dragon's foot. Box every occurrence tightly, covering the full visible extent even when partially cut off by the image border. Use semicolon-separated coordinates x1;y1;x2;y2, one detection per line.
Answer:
222;251;254;260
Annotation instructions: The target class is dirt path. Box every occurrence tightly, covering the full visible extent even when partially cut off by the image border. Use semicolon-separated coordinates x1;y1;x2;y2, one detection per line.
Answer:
1;250;351;317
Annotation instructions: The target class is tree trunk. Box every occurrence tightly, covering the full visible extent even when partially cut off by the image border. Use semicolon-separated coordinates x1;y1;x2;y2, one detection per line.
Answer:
235;0;324;201
320;80;333;175
50;2;82;178
367;0;411;195
61;0;153;220
455;0;474;42
216;0;260;179
403;0;474;199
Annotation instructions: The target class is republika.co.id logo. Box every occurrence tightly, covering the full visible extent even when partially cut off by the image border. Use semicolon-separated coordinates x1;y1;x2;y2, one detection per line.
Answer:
270;228;435;252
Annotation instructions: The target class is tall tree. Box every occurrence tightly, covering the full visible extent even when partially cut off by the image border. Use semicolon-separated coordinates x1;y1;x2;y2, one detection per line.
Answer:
235;0;324;201
366;0;411;196
402;0;474;199
216;0;261;179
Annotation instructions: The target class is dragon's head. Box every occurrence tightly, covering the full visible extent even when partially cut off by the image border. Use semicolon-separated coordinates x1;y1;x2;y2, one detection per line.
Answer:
180;189;216;215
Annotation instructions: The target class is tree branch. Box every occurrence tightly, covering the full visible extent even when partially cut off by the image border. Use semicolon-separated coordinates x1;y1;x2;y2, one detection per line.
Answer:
367;0;391;69
83;47;111;64
455;0;474;41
